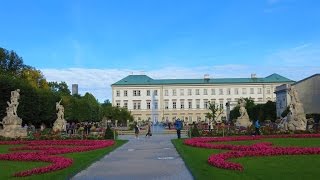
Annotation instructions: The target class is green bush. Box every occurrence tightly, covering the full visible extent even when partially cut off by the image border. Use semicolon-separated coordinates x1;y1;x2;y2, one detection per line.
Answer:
104;126;115;139
191;124;200;137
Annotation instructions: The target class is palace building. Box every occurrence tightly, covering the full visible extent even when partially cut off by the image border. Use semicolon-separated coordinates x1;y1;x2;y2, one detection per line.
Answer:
111;73;294;123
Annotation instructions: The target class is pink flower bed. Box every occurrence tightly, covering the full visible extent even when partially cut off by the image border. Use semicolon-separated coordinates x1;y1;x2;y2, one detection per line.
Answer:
184;134;320;171
0;140;115;177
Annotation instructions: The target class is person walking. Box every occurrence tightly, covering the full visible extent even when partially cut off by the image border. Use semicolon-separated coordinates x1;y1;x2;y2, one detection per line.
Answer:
255;119;261;135
134;122;140;139
145;122;152;138
174;118;183;139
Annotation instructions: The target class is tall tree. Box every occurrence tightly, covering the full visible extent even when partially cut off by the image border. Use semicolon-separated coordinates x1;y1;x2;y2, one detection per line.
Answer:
48;81;71;95
20;67;49;89
0;47;25;75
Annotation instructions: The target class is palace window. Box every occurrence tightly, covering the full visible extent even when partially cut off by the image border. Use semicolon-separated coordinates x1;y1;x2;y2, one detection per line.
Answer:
242;88;247;95
173;101;177;109
188;101;192;109
165;90;168;96
123;101;128;109
196;99;200;109
250;88;254;94
211;89;216;95
203;89;208;95
219;89;223;95
196;89;200;95
147;101;151;109
234;88;239;95
165;101;169;109
180;89;184;96
173;89;177;96
180;100;185;109
133;90;141;96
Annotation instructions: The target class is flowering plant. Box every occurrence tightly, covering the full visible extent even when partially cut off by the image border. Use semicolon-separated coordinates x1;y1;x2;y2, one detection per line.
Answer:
0;140;115;177
184;134;320;171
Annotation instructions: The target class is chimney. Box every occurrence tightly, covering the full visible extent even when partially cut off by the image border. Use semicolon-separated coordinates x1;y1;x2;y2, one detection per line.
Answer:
251;73;257;78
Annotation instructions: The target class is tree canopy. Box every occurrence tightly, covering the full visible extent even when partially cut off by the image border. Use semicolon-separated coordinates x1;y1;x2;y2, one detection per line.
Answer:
0;47;133;127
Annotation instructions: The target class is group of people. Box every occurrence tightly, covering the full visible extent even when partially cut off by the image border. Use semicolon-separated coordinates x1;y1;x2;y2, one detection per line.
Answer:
133;118;183;139
134;122;152;139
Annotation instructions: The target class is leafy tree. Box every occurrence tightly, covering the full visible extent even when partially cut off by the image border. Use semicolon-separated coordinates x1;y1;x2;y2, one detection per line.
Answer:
48;81;71;95
0;47;25;75
20;67;49;89
205;101;223;122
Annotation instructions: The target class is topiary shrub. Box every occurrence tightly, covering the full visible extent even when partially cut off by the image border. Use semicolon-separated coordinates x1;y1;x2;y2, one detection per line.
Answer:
191;123;200;137
104;126;114;139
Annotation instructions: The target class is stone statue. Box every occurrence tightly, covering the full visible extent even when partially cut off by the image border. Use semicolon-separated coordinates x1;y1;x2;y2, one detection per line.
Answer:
56;99;64;120
10;89;20;116
0;89;27;138
235;98;252;127
239;99;248;119
52;99;67;132
285;86;307;131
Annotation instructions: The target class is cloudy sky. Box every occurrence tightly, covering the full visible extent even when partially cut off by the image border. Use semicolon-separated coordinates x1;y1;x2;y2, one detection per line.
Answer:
1;0;319;102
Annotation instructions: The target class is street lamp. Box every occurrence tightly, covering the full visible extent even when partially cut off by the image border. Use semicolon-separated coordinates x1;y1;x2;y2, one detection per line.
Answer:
226;101;230;122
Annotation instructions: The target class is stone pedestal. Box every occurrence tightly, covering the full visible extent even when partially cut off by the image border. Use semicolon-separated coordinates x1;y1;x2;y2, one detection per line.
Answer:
287;103;307;131
0;116;27;138
52;118;67;132
235;116;252;128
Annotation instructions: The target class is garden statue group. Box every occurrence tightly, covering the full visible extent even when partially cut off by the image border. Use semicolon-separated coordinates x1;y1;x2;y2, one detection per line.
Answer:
0;89;66;138
0;89;27;138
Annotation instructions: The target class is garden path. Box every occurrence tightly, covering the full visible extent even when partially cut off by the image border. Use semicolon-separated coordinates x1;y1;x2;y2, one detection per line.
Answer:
72;134;193;180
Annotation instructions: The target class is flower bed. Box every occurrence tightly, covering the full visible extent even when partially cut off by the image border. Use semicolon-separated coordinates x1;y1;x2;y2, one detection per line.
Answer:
184;134;320;171
0;140;114;177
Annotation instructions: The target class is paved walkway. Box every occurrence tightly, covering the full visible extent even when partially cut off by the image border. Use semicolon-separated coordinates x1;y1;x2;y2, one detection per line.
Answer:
72;134;193;180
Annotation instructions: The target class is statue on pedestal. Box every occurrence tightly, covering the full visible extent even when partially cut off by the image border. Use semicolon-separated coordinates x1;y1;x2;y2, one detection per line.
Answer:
0;89;27;138
52;100;67;132
286;86;307;131
235;98;252;128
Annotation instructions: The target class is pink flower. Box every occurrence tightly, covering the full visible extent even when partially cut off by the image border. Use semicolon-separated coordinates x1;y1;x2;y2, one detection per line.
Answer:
0;140;115;177
184;134;320;171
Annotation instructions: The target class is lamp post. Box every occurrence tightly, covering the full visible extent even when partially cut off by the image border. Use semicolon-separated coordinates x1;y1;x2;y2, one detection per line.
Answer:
226;101;231;122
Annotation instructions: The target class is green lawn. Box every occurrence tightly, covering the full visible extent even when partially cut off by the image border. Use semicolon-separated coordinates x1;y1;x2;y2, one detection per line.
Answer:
172;137;320;180
0;140;127;180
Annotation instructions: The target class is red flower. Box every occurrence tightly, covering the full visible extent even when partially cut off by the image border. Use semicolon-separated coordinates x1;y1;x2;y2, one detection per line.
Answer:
184;134;320;171
0;140;115;177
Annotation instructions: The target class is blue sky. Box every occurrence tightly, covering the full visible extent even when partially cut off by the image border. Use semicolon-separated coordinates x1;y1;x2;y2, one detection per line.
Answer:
0;0;319;101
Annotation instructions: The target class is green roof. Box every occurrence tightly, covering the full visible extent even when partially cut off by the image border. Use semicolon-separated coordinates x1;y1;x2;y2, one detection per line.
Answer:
112;73;294;86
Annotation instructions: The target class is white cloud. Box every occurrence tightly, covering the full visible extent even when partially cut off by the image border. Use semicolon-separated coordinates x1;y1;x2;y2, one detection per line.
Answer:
41;65;319;102
265;43;320;66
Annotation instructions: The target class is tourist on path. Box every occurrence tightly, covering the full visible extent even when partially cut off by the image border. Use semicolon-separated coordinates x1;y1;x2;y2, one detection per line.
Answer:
255;119;261;135
174;118;183;139
134;122;140;139
145;122;152;138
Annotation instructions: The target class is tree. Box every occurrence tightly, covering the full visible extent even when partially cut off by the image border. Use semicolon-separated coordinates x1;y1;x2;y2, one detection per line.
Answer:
48;81;71;95
20;67;49;89
205;101;223;122
0;47;25;75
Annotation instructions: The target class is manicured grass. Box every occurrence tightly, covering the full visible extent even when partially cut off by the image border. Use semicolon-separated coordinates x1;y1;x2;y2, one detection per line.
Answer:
172;137;320;180
0;140;127;180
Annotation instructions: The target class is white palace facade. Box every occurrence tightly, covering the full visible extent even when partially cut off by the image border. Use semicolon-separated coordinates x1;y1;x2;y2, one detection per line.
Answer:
111;73;294;123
